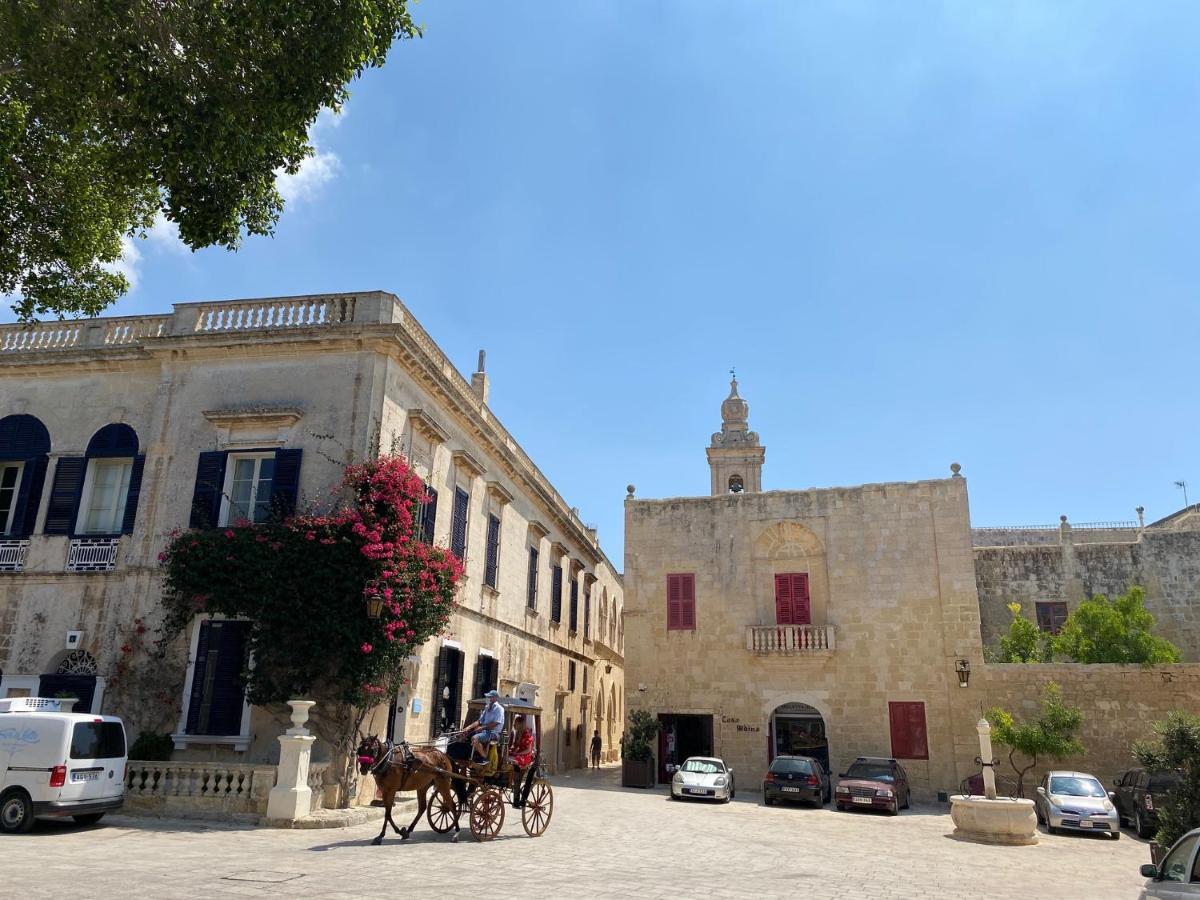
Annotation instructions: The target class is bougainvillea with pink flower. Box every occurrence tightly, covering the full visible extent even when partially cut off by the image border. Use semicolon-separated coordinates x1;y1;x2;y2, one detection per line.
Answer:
158;456;462;804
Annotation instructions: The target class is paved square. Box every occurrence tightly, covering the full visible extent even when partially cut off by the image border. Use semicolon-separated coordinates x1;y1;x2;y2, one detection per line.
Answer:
2;766;1150;899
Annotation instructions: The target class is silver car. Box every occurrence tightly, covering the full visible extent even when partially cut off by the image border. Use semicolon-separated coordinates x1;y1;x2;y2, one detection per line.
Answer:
1138;826;1200;898
671;756;735;803
1034;770;1120;839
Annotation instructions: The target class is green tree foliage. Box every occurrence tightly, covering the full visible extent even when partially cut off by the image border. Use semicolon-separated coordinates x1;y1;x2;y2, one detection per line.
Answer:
622;710;662;762
159;456;461;805
1134;712;1200;848
986;683;1085;797
0;2;418;320
992;602;1054;663
1053;587;1181;665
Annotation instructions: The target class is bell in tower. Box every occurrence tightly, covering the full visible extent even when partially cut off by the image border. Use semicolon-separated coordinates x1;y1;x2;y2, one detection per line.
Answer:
706;372;765;495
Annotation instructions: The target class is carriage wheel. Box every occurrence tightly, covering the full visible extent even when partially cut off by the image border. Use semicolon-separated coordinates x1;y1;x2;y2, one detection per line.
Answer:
426;790;459;834
469;788;505;842
521;780;553;838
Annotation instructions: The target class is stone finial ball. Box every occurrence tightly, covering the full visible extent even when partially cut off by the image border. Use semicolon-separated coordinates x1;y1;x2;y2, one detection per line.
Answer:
950;462;962;476
1060;515;1068;523
626;484;636;496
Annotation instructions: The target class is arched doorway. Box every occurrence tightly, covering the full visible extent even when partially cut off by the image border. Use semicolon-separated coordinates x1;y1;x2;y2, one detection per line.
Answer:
769;702;828;772
40;650;99;713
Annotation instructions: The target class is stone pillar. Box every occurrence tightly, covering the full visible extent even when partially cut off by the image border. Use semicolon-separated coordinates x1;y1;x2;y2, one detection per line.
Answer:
977;718;997;801
266;700;317;823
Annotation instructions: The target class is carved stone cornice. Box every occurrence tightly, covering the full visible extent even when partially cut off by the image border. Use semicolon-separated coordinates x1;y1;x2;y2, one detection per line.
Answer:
406;408;449;445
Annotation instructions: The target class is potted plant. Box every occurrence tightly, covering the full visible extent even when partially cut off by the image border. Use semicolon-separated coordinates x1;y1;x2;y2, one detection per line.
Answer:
621;709;660;789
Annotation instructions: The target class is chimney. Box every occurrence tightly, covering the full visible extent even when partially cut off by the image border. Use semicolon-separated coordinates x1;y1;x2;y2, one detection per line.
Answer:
471;349;489;404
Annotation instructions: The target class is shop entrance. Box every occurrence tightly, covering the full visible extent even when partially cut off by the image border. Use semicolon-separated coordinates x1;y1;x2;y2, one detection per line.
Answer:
657;713;713;784
769;702;828;772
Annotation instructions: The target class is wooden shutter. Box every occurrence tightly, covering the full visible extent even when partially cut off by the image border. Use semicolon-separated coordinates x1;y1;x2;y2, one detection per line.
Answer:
420;485;438;544
526;547;539;609
11;455;48;537
42;457;87;535
206;621;250;736
120;455;146;535
888;701;929;760
569;578;579;631
185;621;213;734
584;591;591;638
270;449;303;518
450;487;469;558
484;514;500;587
551;565;563;622
774;574;794;625
431;647;451;738
446;648;465;729
667;574;695;631
472;656;487;701
189;452;227;529
793;574;811;625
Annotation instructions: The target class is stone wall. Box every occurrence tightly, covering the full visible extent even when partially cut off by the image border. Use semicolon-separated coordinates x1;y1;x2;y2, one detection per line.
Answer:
975;530;1200;661
979;663;1200;792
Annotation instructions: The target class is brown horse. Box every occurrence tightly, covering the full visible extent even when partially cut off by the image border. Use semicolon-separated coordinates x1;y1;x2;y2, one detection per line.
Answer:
357;735;462;845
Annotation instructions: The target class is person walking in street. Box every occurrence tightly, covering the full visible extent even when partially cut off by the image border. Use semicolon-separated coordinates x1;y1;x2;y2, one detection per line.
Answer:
590;729;602;769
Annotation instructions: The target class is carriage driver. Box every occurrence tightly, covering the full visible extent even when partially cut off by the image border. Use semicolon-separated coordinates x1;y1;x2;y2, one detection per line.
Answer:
463;689;505;763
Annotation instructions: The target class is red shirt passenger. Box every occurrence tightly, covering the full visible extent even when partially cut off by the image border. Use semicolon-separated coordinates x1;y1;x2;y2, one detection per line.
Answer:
508;715;535;768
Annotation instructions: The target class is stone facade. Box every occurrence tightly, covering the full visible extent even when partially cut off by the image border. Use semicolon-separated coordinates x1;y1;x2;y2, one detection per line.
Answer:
624;380;1200;800
0;292;623;779
975;513;1200;662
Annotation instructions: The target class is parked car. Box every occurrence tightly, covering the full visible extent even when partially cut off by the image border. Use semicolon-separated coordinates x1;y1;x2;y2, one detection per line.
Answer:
1034;770;1120;839
834;757;910;815
763;755;830;807
1114;768;1182;838
0;697;126;834
1138;826;1200;898
671;756;735;803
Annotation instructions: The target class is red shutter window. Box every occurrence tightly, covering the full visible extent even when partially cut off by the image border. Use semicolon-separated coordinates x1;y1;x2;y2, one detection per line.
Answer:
667;574;695;631
888;701;929;760
774;573;811;625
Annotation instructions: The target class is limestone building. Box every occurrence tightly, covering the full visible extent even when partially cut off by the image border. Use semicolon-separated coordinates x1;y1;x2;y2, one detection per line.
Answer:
0;292;623;776
623;379;1200;799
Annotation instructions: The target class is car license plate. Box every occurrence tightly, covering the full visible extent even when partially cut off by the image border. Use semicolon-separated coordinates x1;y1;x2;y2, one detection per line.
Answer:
853;796;872;804
782;787;800;793
1078;820;1093;828
71;771;99;782
685;788;707;795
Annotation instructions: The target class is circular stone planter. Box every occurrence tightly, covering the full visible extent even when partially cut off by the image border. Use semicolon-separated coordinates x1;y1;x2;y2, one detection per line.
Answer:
949;795;1038;845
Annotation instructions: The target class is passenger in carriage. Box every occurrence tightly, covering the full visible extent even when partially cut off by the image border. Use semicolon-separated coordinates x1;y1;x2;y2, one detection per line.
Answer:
507;714;535;808
462;689;505;763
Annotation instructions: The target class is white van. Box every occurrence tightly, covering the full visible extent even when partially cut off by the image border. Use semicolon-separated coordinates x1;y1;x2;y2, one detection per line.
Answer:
0;697;126;833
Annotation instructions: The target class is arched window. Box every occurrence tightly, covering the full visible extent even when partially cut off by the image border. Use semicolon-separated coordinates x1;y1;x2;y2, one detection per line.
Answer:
728;474;744;493
44;423;145;537
0;414;51;537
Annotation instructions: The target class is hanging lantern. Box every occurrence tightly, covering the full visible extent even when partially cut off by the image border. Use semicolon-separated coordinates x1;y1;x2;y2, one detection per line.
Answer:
955;658;971;688
366;596;384;619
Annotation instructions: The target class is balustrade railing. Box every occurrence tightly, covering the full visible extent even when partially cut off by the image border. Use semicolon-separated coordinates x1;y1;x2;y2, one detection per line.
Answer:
125;760;275;818
1;321;84;351
747;624;836;654
66;537;120;572
190;296;357;332
0;540;30;573
308;761;331;812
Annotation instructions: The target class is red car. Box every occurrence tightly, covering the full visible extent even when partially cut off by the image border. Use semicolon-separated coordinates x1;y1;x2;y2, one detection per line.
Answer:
834;757;911;815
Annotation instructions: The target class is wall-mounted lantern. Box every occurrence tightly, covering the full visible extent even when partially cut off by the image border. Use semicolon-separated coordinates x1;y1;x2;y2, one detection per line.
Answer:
366;596;384;619
955;658;971;688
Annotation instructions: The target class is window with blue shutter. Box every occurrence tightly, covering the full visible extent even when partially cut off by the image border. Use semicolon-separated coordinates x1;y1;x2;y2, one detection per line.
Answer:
269;449;302;518
42;457;87;535
121;456;146;535
450;487;469;559
584;590;591;639
430;645;465;738
73;424;141;536
189;452;227;529
484;514;500;588
185;619;250;736
418;484;438;543
569;576;579;632
551;564;563;623
526;546;539;611
0;414;51;537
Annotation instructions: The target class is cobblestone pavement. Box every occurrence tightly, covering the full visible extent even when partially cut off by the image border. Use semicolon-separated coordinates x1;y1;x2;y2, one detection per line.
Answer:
4;765;1150;899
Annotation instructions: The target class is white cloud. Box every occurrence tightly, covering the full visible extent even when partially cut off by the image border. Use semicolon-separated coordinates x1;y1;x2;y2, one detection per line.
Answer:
144;213;187;254
275;106;345;205
106;235;143;291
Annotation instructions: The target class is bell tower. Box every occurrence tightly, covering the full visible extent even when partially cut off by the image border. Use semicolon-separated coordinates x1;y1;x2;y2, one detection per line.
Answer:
706;374;765;495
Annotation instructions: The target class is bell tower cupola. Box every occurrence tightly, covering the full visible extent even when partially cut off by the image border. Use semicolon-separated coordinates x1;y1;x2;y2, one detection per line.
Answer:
706;372;765;495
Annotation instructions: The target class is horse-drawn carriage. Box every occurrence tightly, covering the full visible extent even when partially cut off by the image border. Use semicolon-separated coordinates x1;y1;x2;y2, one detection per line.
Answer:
358;694;553;845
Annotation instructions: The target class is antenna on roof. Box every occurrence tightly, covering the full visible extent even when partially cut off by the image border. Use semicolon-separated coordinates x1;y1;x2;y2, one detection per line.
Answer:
1175;480;1189;507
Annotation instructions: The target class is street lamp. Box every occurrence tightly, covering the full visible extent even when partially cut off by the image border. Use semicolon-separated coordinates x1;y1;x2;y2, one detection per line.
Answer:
955;659;971;688
366;596;384;619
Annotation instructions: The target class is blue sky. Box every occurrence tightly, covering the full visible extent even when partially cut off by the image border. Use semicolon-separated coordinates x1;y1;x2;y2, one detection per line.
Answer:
30;1;1200;556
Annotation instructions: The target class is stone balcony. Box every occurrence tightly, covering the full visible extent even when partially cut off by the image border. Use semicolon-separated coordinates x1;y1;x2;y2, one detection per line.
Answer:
746;623;836;655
